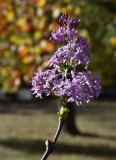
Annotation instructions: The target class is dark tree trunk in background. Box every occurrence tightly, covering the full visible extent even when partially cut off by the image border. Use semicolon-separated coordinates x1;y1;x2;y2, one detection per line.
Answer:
64;102;81;135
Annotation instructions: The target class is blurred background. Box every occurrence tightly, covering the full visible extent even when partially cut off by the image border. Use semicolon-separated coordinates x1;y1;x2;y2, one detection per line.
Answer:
0;0;116;160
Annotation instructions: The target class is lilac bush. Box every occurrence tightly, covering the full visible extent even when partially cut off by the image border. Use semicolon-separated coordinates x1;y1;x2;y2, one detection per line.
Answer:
31;13;101;109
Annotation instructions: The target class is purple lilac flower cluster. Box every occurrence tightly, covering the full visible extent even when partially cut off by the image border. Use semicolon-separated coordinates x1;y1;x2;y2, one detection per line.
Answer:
49;35;90;70
31;13;101;106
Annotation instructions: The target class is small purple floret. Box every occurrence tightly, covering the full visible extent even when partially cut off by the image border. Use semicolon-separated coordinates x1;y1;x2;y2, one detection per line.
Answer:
49;27;66;44
59;13;68;25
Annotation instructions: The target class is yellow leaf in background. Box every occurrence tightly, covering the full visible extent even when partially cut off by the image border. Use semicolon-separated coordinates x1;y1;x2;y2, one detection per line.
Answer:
22;56;30;64
34;46;42;54
17;18;26;27
34;31;43;39
74;7;81;15
61;7;67;14
109;37;116;46
22;55;35;64
1;68;10;78
17;18;30;31
30;47;35;54
11;37;24;45
25;38;32;45
37;0;46;7
6;11;14;22
67;4;73;11
10;36;16;43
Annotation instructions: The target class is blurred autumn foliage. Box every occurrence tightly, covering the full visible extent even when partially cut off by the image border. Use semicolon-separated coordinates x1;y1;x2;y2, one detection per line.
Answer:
0;0;116;93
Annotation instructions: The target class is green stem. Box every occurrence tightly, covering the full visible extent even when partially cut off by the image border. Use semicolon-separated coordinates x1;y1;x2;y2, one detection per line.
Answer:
65;68;68;78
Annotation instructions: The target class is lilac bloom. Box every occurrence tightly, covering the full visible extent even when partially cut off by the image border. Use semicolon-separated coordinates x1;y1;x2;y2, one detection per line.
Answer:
31;13;101;107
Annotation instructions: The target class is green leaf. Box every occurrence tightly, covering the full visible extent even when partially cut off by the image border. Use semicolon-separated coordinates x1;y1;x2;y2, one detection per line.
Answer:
57;106;70;119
